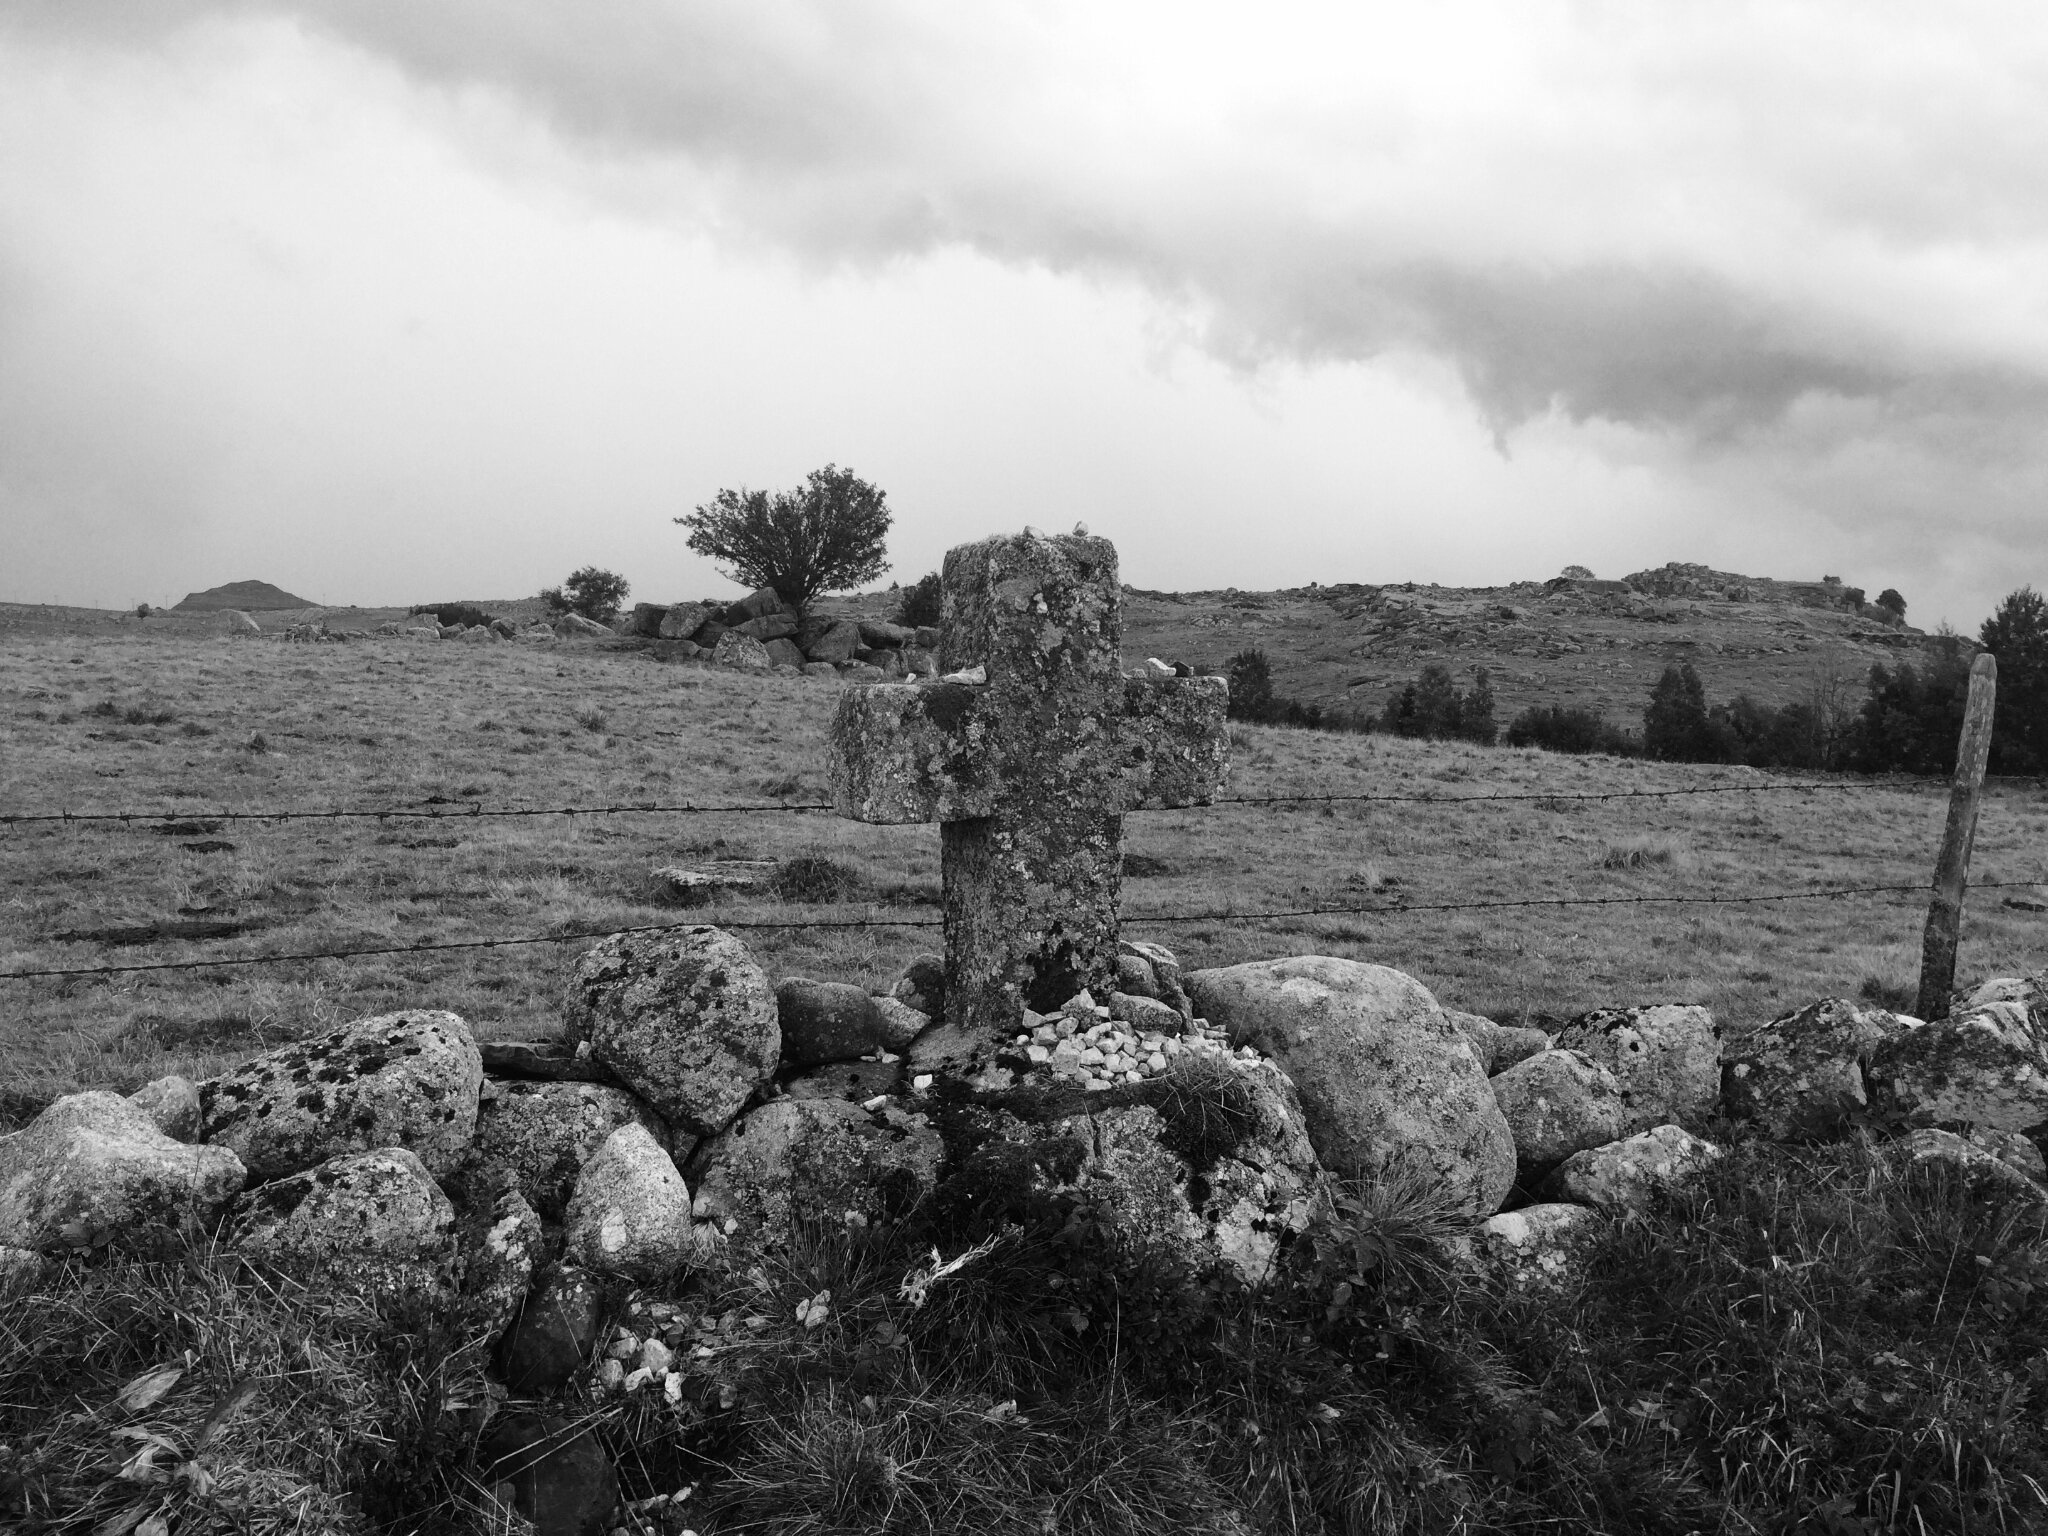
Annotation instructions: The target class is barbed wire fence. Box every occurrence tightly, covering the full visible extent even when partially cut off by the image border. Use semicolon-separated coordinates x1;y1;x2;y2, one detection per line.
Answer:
3;772;2044;986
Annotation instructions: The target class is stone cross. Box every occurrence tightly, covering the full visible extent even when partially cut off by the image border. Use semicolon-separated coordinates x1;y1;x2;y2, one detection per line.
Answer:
830;531;1229;1034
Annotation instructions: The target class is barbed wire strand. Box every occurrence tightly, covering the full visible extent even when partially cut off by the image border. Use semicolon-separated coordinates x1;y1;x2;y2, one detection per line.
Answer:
8;878;2044;982
0;776;1982;828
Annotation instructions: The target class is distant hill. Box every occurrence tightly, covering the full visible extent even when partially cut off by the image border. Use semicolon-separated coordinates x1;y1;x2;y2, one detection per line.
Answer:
820;560;1947;725
173;580;315;612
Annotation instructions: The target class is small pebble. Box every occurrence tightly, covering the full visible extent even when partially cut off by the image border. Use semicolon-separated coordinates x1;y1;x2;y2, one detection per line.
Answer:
1147;1052;1167;1071
1026;1044;1050;1063
912;1074;934;1091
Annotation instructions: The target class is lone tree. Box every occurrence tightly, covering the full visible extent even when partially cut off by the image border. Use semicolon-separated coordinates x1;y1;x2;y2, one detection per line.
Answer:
540;566;629;623
676;464;891;611
1875;587;1907;618
1980;584;2048;774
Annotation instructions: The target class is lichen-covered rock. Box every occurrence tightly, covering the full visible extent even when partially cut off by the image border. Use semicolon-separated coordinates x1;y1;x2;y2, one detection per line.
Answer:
870;996;931;1051
1967;1125;2047;1179
711;629;772;670
1447;1012;1551;1076
1120;939;1194;1022
129;1075;202;1142
229;1148;455;1284
1555;1005;1720;1132
1536;1124;1724;1212
565;927;779;1137
1871;999;2048;1134
472;1079;675;1221
1894;1127;2048;1206
1721;997;1909;1140
1116;675;1231;811
890;954;946;1018
200;1009;483;1183
1185;956;1514;1217
658;602;716;641
0;1092;246;1252
1109;991;1183;1034
929;1055;1318;1285
458;1186;547;1345
480;1413;618;1536
685;1097;942;1250
777;979;897;1066
1466;1203;1603;1292
804;620;863;665
1489;1049;1626;1179
499;1263;604;1394
563;1122;697;1281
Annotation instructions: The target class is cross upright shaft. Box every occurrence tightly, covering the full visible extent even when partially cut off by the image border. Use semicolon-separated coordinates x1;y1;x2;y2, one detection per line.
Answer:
830;530;1229;1034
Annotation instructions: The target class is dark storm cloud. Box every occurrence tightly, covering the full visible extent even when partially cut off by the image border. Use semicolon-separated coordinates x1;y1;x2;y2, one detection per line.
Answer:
136;0;2033;453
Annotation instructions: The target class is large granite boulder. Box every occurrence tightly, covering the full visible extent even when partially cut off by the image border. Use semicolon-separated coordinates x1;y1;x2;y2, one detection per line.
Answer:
776;978;907;1066
1119;938;1194;1023
128;1075;202;1142
658;602;718;642
685;1097;943;1251
1555;1005;1720;1132
1185;956;1515;1217
1871;997;2048;1134
1536;1123;1724;1213
229;1147;455;1284
1488;1049;1627;1180
804;621;863;665
200;1009;483;1183
471;1079;676;1221
1721;997;1910;1140
564;926;779;1137
722;586;789;626
563;1123;697;1281
1893;1127;2047;1206
0;1092;246;1252
1464;1203;1603;1293
711;630;773;671
1447;1012;1551;1076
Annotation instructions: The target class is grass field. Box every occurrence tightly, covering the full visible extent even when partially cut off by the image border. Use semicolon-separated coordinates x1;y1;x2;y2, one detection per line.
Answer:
4;622;2045;1125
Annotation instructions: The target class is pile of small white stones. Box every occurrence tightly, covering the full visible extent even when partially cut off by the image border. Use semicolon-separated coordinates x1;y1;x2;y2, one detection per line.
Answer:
1012;994;1262;1092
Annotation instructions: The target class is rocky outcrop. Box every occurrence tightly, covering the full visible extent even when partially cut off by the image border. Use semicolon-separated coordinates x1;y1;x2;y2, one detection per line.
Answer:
1186;956;1515;1217
776;978;900;1066
0;1092;246;1252
1871;995;2048;1134
1536;1124;1724;1212
563;1123;698;1281
1893;1127;2047;1206
471;1079;677;1221
128;1075;202;1142
1488;1049;1627;1180
1447;1012;1551;1076
228;1147;455;1285
712;630;773;671
1721;997;1909;1140
1555;1005;1720;1132
685;1097;943;1250
564;926;779;1137
200;1009;483;1183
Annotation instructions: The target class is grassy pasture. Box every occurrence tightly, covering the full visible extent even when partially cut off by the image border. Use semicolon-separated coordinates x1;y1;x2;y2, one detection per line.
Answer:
3;623;2046;1124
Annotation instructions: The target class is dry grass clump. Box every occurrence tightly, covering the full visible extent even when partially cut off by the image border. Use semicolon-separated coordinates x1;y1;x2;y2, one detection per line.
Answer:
1596;833;1696;870
0;1244;502;1534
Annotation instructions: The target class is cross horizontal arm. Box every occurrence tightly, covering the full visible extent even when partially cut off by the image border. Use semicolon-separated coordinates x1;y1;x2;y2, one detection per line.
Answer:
828;681;1001;824
1117;675;1231;810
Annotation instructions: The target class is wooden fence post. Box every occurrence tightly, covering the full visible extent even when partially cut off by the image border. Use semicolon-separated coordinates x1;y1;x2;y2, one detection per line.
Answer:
1915;651;1998;1020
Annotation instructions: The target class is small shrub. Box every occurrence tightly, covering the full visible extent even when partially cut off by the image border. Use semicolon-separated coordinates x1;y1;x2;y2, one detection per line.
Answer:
1858;974;1917;1012
539;565;629;624
572;706;607;734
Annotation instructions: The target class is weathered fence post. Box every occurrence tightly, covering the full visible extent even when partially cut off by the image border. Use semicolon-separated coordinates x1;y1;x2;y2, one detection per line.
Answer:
1915;651;1998;1020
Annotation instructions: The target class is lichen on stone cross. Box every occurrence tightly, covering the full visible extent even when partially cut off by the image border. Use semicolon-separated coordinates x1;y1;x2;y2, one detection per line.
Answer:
830;530;1229;1034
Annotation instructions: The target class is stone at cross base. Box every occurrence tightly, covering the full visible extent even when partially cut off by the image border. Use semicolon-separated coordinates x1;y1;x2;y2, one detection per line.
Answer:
830;530;1229;1035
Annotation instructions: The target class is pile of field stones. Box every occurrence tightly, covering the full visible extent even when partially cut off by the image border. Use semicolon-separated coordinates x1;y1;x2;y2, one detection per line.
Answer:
2;933;2045;1533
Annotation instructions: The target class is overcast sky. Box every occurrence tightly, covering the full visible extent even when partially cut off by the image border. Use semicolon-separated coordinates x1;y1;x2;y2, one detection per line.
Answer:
2;3;2043;631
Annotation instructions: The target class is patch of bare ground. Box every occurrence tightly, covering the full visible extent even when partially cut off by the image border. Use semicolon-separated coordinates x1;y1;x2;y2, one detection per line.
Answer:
1;624;2044;1124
